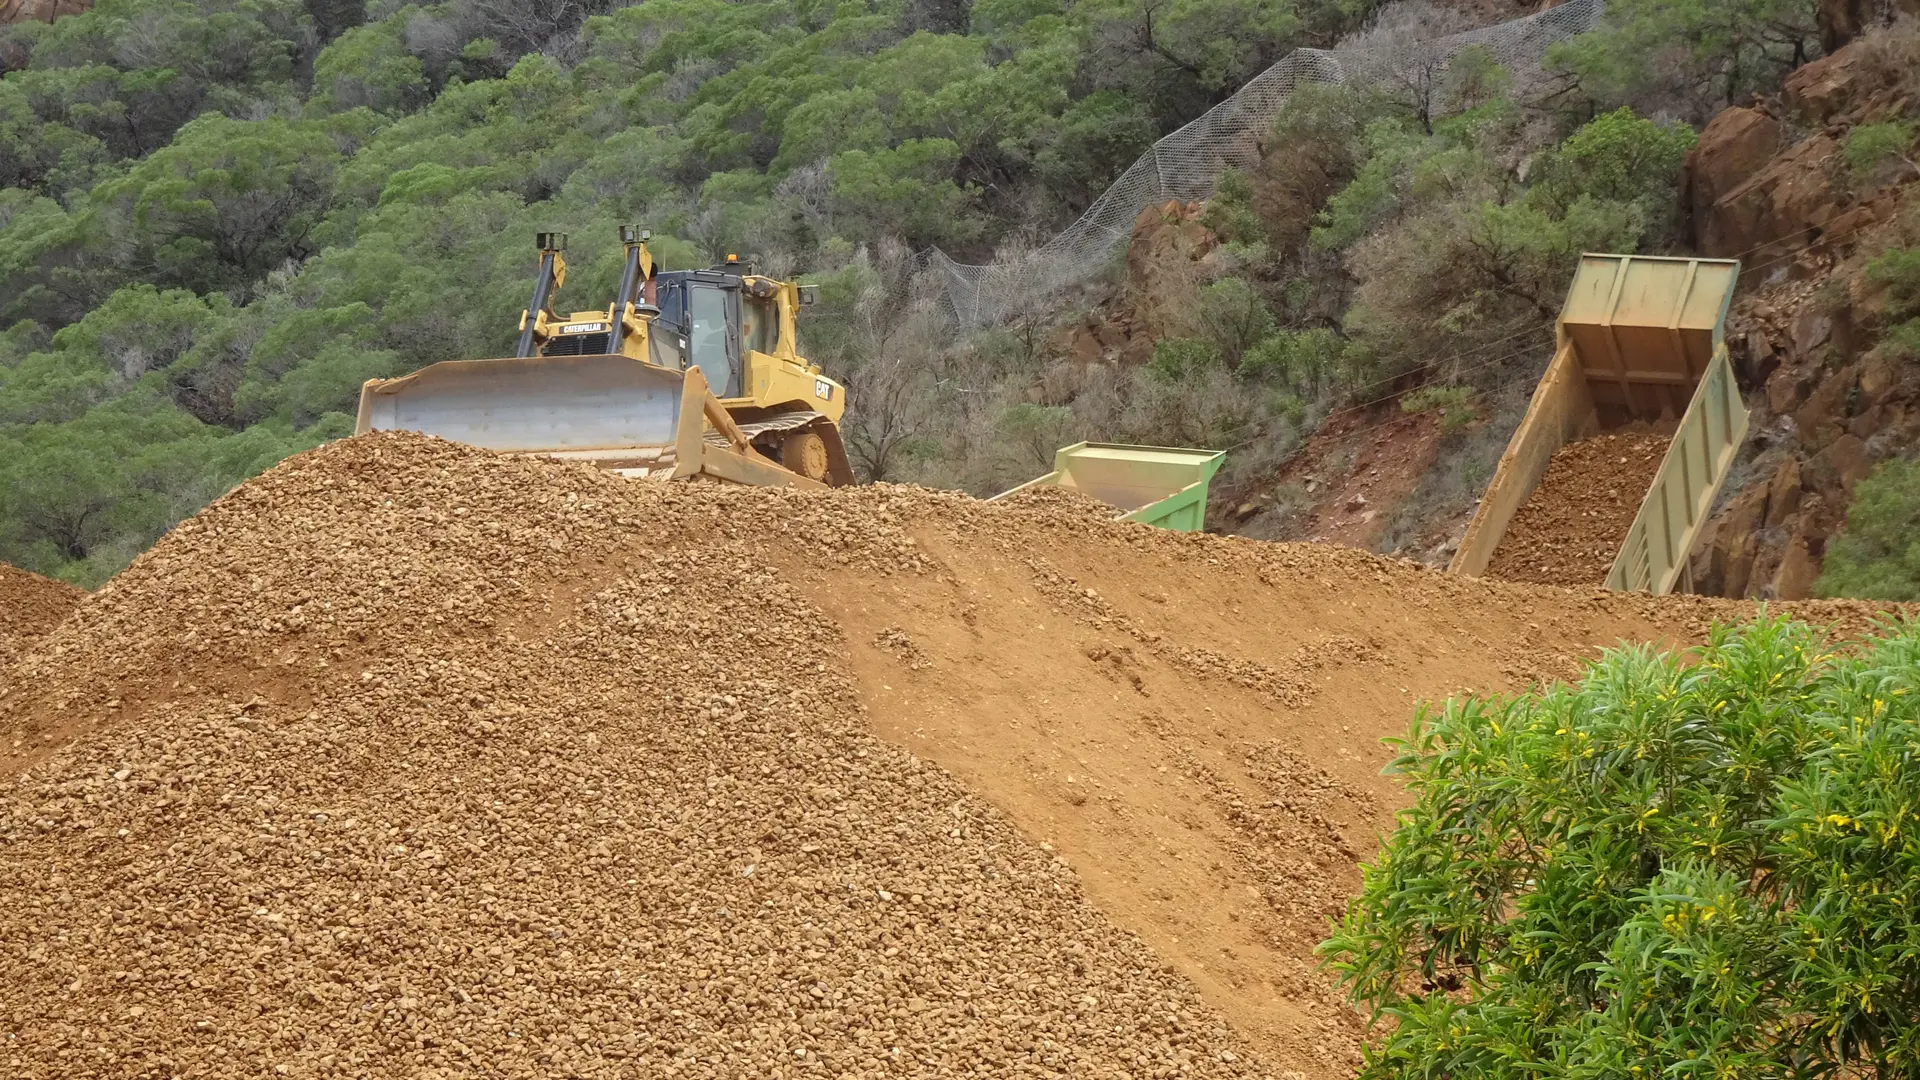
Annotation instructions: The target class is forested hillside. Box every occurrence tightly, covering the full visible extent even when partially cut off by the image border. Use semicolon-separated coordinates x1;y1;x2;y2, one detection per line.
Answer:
0;0;1883;587
0;0;1383;584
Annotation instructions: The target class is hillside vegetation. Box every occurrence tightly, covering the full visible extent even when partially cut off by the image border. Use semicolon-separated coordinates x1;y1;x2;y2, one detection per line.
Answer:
0;0;1846;583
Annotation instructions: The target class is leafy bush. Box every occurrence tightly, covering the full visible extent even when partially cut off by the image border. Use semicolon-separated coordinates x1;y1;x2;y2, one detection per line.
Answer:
1146;337;1224;382
1526;107;1697;243
1194;276;1276;367
1843;121;1918;190
994;401;1077;475
1817;457;1920;601
1327;103;1678;391
1864;245;1920;360
1323;616;1920;1080
1240;327;1341;396
1398;384;1477;430
1200;168;1266;246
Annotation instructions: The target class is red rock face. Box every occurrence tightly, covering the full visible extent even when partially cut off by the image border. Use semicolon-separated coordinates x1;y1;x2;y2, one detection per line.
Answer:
1682;31;1920;600
1048;200;1220;372
1782;41;1876;123
1687;107;1784;240
1700;134;1843;259
0;0;91;24
1681;34;1920;261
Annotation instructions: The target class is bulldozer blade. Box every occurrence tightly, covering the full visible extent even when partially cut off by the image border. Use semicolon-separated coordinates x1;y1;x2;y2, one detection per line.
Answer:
356;354;827;490
356;354;689;470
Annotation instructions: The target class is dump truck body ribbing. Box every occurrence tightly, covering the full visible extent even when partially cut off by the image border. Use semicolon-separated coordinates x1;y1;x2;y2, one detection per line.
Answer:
1448;254;1746;593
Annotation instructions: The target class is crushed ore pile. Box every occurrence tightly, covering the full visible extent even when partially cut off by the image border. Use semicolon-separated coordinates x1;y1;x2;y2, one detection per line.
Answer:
0;434;1265;1080
0;564;81;670
1485;432;1672;586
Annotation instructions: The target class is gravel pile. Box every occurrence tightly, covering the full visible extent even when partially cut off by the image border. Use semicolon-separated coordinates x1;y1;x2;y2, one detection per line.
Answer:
0;434;1265;1079
1485;432;1672;586
0;564;81;670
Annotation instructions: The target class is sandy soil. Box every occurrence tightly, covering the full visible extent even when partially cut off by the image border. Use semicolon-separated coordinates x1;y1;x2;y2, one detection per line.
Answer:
0;433;1900;1079
0;563;82;669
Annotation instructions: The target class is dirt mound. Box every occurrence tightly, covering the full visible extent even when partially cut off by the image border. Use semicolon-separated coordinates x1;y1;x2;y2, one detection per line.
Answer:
987;484;1124;523
1484;433;1671;586
0;435;1264;1079
0;564;82;669
1;434;1902;1079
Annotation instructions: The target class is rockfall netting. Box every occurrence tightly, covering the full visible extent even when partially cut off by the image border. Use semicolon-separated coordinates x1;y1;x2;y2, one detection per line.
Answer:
922;0;1605;326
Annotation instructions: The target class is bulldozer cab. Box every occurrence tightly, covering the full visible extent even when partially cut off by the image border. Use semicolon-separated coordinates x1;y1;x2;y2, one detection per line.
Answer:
652;271;745;398
648;261;812;402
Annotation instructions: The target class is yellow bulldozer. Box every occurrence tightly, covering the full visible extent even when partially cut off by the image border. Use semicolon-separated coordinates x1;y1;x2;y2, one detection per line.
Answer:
355;226;854;488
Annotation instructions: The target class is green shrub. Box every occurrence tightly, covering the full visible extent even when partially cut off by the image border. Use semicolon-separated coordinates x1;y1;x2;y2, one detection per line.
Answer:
1863;246;1920;361
1195;277;1276;367
1817;457;1920;601
1843;122;1918;190
1200;169;1266;246
1526;107;1696;238
1240;327;1342;395
1399;384;1478;431
1323;616;1920;1080
1547;0;1818;118
1146;338;1224;382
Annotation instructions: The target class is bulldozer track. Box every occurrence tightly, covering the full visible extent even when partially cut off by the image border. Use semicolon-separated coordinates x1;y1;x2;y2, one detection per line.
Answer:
702;409;829;447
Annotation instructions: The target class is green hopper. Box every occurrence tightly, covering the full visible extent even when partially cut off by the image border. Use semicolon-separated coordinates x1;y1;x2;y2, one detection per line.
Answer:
990;442;1226;532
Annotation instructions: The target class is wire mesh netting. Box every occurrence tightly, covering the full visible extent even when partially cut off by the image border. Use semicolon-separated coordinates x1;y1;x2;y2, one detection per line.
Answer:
918;0;1605;327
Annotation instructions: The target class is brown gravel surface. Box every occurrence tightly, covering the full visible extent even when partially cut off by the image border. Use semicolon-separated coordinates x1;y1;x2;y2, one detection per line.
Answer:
1485;432;1672;586
0;435;1265;1080
0;563;81;669
0;433;1903;1080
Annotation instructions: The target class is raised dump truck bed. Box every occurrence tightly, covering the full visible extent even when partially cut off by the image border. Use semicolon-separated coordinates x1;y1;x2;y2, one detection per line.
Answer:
1448;254;1745;594
991;442;1226;532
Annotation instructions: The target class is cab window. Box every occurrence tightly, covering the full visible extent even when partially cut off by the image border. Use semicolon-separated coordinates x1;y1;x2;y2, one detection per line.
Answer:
688;284;737;396
741;296;778;356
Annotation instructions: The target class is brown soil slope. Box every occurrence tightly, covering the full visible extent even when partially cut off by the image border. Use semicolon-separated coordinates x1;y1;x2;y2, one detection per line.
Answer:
0;434;1897;1079
1485;433;1671;587
0;563;82;669
0;436;1264;1080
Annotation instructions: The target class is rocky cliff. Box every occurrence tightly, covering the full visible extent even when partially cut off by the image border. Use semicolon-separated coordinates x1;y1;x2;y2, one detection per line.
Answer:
1687;32;1919;598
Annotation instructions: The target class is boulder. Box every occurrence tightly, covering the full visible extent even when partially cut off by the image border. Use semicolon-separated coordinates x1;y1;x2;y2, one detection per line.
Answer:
1782;40;1875;123
1686;108;1783;246
1700;135;1842;259
1790;306;1832;355
1794;363;1859;451
1771;532;1820;600
1764;455;1804;529
1766;362;1816;415
1695;481;1768;597
1736;327;1780;389
1818;432;1873;491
